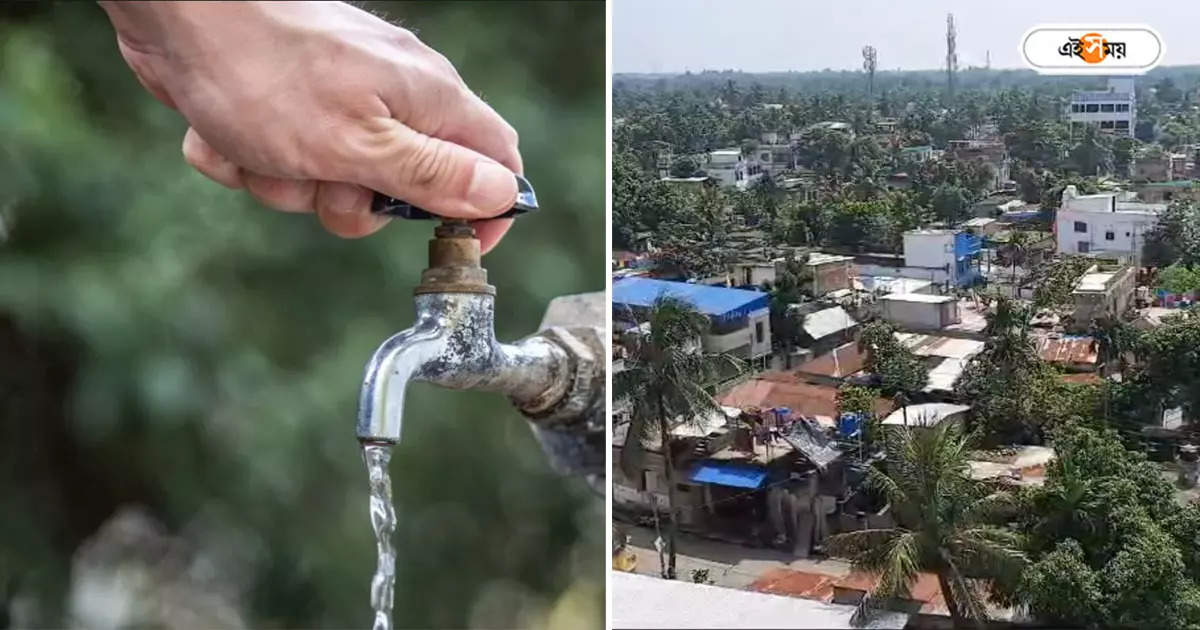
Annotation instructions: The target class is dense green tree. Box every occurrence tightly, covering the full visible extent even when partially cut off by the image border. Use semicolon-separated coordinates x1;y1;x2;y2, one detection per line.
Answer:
1068;126;1114;176
858;320;929;401
828;423;1026;628
1018;425;1200;628
1144;202;1200;269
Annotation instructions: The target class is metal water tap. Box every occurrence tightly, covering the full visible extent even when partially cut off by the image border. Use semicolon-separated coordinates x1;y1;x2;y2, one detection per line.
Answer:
356;177;605;490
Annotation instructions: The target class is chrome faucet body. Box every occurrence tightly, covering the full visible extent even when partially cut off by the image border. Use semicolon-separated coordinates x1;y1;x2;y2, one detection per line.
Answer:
355;292;570;442
355;221;605;490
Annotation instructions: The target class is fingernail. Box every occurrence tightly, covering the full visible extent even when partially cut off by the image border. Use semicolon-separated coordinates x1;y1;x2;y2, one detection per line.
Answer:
466;161;516;216
328;184;363;214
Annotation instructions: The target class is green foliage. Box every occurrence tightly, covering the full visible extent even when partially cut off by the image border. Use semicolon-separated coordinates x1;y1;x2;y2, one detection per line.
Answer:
668;156;700;178
766;257;812;349
1032;256;1092;309
1068;125;1115;176
0;3;603;627
858;320;928;397
1019;425;1200;628
957;296;1100;442
1157;264;1200;295
827;423;1026;627
1144;202;1200;269
1140;309;1200;419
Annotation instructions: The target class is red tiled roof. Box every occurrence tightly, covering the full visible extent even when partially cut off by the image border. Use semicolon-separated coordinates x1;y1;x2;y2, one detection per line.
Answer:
719;373;894;418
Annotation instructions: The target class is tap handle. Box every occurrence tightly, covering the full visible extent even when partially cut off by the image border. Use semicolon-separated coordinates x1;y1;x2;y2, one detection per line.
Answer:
370;174;538;220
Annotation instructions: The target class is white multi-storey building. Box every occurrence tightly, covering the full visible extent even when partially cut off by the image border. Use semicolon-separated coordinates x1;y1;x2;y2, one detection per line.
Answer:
705;149;764;190
1055;185;1165;262
1067;77;1136;137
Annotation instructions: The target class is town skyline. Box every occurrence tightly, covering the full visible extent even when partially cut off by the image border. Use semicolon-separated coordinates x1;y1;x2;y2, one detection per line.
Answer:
613;0;1200;74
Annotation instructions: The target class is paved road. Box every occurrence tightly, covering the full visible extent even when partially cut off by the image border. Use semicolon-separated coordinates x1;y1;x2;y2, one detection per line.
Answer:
617;523;852;591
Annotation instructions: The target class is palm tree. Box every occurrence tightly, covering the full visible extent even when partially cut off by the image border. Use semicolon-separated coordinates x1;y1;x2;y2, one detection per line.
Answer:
616;297;743;579
827;423;1027;629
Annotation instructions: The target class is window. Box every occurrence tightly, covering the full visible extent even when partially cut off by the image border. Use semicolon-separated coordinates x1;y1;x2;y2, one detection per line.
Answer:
1078;241;1090;253
1105;231;1115;241
1116;120;1129;130
1101;103;1115;112
761;152;770;162
676;484;691;493
1086;104;1100;113
1117;103;1130;112
1074;221;1087;233
1100;121;1115;129
755;321;764;344
1071;104;1082;113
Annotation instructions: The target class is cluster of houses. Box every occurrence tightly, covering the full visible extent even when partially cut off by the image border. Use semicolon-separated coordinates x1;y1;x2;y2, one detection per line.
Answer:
610;225;1091;558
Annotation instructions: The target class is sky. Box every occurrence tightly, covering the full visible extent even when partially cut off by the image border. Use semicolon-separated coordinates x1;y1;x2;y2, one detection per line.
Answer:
613;0;1200;74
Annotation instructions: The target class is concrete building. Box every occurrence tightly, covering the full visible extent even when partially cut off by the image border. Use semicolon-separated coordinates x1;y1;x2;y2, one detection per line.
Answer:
946;140;1010;191
754;144;798;176
728;259;777;288
612;278;772;359
879;294;961;331
806;252;855;296
902;229;983;287
1067;77;1136;137
706;148;764;190
1055;185;1165;260
1071;264;1137;327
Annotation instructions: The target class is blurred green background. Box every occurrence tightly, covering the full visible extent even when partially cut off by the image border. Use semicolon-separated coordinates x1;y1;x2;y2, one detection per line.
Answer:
0;2;604;628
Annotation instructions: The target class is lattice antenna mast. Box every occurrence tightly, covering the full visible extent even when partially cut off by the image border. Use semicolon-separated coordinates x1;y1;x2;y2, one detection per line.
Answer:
862;45;878;98
946;13;958;102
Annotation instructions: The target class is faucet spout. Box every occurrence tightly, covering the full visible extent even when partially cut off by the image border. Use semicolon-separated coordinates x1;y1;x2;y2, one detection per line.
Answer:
355;292;570;443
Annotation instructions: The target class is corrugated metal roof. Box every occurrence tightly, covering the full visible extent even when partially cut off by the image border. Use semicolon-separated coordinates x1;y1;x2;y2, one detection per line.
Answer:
802;306;858;340
779;417;842;470
1036;335;1099;367
613;278;769;319
895;333;986;360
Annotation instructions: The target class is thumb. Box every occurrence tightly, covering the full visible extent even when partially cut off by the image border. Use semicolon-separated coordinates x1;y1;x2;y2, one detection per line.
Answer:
347;119;518;220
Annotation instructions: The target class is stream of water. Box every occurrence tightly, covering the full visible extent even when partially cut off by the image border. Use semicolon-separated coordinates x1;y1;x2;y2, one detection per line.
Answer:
363;443;396;630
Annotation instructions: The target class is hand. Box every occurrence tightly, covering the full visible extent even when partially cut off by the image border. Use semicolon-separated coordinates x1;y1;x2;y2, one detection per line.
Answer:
99;1;521;251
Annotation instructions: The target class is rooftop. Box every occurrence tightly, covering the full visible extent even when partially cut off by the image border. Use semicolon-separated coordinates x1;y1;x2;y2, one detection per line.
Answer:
881;403;971;427
611;571;910;630
855;275;934;296
806;252;855;265
1035;334;1099;368
879;293;957;304
613;278;768;319
895;332;986;360
719;373;893;421
802;306;858;340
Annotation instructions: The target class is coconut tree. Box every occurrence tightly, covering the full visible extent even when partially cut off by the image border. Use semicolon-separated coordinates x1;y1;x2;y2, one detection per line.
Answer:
827;423;1027;628
616;297;743;579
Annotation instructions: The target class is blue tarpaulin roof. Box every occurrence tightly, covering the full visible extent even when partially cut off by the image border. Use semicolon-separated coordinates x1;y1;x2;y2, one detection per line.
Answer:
690;462;768;489
612;278;769;321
